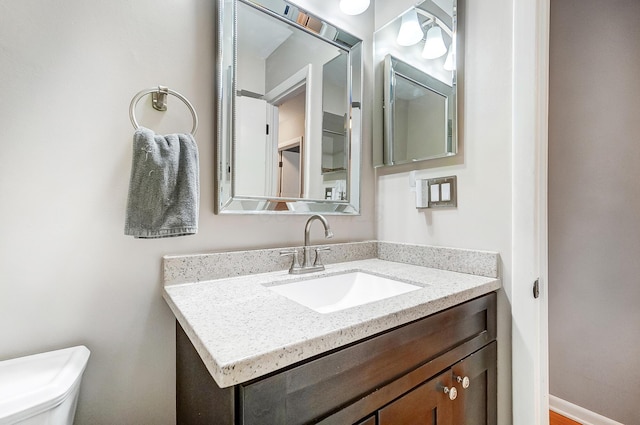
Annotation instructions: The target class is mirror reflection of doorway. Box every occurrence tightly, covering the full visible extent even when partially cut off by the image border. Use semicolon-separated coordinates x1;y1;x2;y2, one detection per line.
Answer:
270;85;306;198
235;70;307;199
278;138;302;198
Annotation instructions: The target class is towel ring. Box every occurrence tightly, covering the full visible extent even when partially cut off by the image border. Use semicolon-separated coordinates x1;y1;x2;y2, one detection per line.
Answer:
129;86;199;135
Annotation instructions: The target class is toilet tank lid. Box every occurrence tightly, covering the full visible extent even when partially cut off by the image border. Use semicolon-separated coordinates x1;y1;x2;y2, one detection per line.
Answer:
0;346;90;424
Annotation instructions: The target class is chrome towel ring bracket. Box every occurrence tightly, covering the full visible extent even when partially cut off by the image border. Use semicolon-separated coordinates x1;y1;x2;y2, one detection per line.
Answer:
129;86;199;135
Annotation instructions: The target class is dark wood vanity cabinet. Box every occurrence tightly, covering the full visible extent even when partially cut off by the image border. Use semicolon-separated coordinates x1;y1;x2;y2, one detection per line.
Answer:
452;342;498;424
378;370;453;425
377;343;497;425
176;293;497;425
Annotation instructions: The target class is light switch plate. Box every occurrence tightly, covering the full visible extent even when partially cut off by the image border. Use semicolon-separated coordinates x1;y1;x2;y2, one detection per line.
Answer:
416;176;457;209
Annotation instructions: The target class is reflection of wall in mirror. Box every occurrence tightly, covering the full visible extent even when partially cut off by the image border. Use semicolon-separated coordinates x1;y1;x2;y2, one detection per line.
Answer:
323;80;346;115
322;54;348;116
237;41;266;94
321;54;348;198
322;133;346;172
278;91;305;147
405;93;447;159
321;112;347;173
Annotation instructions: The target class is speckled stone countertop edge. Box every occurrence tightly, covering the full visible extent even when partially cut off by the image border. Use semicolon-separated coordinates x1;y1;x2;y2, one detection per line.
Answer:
377;241;500;278
162;292;224;385
163;241;378;285
213;283;499;387
163;241;499;286
163;258;501;388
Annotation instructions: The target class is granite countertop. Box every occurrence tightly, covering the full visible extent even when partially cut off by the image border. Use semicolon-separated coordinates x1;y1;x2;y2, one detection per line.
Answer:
162;242;501;388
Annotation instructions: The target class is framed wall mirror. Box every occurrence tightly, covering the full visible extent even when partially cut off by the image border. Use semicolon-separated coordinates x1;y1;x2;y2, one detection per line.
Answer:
373;0;461;167
216;0;363;214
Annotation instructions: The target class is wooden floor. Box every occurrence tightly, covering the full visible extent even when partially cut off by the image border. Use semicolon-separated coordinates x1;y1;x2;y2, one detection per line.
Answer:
550;410;582;425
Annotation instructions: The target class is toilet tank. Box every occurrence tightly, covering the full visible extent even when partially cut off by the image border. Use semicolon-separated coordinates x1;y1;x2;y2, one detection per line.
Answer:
0;346;90;425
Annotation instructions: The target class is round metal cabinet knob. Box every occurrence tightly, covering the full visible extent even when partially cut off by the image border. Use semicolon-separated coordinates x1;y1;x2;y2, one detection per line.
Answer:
456;375;470;389
443;386;458;400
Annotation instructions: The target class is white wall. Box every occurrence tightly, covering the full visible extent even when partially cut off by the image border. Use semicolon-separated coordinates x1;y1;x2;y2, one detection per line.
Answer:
374;0;514;424
0;1;375;424
549;0;640;423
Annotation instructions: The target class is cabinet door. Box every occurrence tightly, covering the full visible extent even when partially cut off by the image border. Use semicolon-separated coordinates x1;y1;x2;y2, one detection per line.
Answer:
378;371;453;425
451;342;497;425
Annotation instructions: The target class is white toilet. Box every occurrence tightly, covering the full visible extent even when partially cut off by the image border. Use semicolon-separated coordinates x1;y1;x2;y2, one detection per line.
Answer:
0;346;90;425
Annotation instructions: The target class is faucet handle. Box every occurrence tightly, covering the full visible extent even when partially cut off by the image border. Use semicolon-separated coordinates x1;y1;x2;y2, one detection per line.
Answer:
280;250;300;273
313;247;331;267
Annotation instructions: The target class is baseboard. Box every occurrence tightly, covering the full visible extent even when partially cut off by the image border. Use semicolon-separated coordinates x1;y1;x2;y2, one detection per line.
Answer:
549;395;624;425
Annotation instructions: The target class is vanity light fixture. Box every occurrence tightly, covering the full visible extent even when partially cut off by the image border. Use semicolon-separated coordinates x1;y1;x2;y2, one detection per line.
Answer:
396;9;423;46
422;24;447;59
339;0;370;15
443;44;455;71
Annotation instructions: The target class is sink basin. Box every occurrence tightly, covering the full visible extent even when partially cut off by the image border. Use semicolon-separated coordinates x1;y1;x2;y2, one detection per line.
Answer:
268;271;421;314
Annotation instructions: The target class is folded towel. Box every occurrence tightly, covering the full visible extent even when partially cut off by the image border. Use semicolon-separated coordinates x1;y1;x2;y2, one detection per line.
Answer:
125;127;199;238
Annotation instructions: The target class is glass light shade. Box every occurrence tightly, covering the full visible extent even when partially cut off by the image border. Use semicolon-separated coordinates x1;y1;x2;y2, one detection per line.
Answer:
422;26;447;59
339;0;370;15
443;45;455;70
396;10;423;46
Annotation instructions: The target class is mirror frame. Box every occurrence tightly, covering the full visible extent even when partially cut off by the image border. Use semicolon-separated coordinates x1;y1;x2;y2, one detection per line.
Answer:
373;0;461;168
383;54;457;165
215;0;363;215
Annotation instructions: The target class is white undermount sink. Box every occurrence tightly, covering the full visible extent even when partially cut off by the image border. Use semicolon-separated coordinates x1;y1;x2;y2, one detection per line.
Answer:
267;271;422;314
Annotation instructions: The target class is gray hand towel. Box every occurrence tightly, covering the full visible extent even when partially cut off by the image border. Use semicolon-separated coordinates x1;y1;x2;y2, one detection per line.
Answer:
125;127;199;238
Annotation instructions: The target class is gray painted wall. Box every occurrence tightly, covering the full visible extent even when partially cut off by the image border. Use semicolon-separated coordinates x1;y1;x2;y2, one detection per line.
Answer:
549;0;640;423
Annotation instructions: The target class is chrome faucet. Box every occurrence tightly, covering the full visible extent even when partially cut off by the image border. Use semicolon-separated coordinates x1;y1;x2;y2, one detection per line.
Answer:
303;214;333;269
280;214;333;274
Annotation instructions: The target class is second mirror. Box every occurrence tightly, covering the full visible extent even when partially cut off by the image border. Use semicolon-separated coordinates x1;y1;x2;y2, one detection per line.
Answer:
374;0;461;167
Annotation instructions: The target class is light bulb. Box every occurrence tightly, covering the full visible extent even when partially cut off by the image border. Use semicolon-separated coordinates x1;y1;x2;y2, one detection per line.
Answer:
396;10;423;46
422;26;447;59
443;45;455;70
339;0;370;15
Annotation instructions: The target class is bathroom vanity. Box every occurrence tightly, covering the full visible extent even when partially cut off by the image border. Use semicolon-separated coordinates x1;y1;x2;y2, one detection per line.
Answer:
162;242;500;425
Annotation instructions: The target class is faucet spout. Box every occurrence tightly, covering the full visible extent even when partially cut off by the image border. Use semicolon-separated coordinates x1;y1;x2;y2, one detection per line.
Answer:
304;214;333;247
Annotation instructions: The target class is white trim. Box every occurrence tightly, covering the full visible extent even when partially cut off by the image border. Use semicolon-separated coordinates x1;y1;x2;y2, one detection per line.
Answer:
265;104;278;196
278;136;302;151
537;0;551;421
550;395;624;425
512;0;550;423
263;65;311;105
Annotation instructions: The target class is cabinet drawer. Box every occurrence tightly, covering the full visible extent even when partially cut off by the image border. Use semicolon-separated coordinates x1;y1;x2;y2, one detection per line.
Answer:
240;293;496;425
